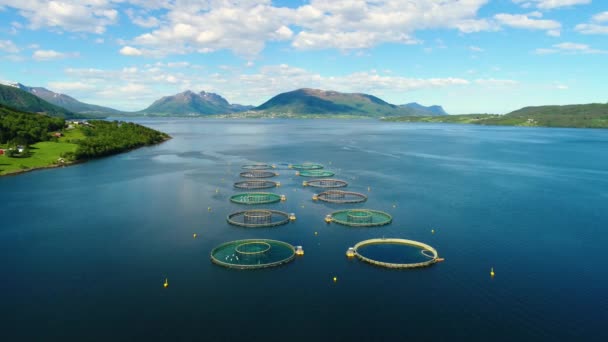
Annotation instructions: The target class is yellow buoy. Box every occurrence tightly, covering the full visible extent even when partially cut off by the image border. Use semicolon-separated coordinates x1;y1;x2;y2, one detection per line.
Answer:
490;267;495;277
312;194;318;201
333;276;337;283
215;188;219;193
302;181;308;187
276;182;281;187
367;186;371;192
295;171;300;176
193;233;197;238
314;231;318;235
392;204;396;208
289;213;296;221
208;207;211;212
431;229;435;234
163;278;169;288
325;215;332;223
280;195;286;202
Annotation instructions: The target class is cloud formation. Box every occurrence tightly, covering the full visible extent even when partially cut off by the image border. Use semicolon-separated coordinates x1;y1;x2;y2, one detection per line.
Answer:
534;42;606;54
0;0;118;34
0;39;20;53
494;11;561;36
512;0;591;9
32;49;78;61
575;11;608;35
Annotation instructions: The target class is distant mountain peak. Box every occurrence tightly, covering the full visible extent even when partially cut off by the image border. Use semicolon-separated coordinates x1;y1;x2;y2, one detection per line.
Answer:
140;89;250;115
400;102;447;116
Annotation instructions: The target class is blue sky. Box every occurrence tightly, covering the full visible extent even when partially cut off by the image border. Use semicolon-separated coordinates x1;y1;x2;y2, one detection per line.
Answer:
0;0;606;113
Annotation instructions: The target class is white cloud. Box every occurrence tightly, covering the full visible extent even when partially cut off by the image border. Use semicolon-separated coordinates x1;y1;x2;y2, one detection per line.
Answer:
469;45;484;52
47;81;94;91
494;12;561;36
119;46;143;56
593;12;608;23
575;11;608;35
474;78;519;86
513;0;591;9
125;8;161;28
120;0;495;56
534;42;606;54
0;39;19;53
32;49;78;61
0;0;118;34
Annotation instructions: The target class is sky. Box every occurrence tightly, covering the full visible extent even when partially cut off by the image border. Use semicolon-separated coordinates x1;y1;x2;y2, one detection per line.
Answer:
0;0;606;114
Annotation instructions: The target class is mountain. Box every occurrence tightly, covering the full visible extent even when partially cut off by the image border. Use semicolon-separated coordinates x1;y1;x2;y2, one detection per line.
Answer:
2;82;121;116
401;102;447;116
254;88;422;117
0;84;79;119
140;90;251;115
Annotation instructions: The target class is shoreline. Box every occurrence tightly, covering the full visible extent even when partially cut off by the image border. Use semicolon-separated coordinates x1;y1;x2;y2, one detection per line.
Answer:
0;136;171;178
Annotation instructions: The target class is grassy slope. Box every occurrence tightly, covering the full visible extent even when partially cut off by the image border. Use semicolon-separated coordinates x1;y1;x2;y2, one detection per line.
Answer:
0;129;82;175
0;84;78;119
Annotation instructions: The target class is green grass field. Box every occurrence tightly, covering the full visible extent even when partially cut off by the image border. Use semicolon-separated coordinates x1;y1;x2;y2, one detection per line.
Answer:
0;128;82;176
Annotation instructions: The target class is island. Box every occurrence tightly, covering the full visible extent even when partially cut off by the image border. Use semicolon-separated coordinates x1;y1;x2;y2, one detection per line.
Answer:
383;103;608;129
0;104;170;176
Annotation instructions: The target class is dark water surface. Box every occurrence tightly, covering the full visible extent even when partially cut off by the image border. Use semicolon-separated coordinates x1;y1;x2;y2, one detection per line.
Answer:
1;119;607;341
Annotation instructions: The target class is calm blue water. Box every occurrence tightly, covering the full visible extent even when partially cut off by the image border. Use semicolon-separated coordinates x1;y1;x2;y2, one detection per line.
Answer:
1;119;607;341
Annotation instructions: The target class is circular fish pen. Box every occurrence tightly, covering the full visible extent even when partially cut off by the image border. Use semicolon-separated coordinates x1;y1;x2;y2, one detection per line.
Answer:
291;163;324;170
350;238;440;269
234;180;278;190
304;179;348;188
230;193;282;205
298;170;335;177
239;170;278;178
242;164;273;170
210;239;296;269
329;209;392;227
227;209;290;227
316;190;367;204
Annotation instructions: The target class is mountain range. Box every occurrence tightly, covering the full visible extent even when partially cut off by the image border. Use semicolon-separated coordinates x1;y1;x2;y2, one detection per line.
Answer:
0;84;79;119
0;81;446;118
3;82;121;116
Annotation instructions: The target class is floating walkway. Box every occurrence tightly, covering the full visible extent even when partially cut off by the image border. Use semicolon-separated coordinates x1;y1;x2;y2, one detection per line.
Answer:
210;239;296;269
227;209;291;228
230;192;282;205
328;209;392;227
297;170;335;177
239;170;278;178
349;238;440;269
315;190;367;204
234;180;279;189
303;179;348;188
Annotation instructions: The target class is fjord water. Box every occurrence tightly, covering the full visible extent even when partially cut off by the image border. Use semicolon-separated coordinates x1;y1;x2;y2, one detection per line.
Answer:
1;119;607;341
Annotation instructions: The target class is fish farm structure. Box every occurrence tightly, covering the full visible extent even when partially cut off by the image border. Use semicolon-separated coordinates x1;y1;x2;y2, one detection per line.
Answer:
315;190;367;204
239;170;278;178
227;209;291;228
241;164;273;170
290;163;324;170
234;180;279;189
210;239;296;269
230;193;283;205
349;238;440;269
328;209;392;227
297;170;335;177
303;179;348;188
